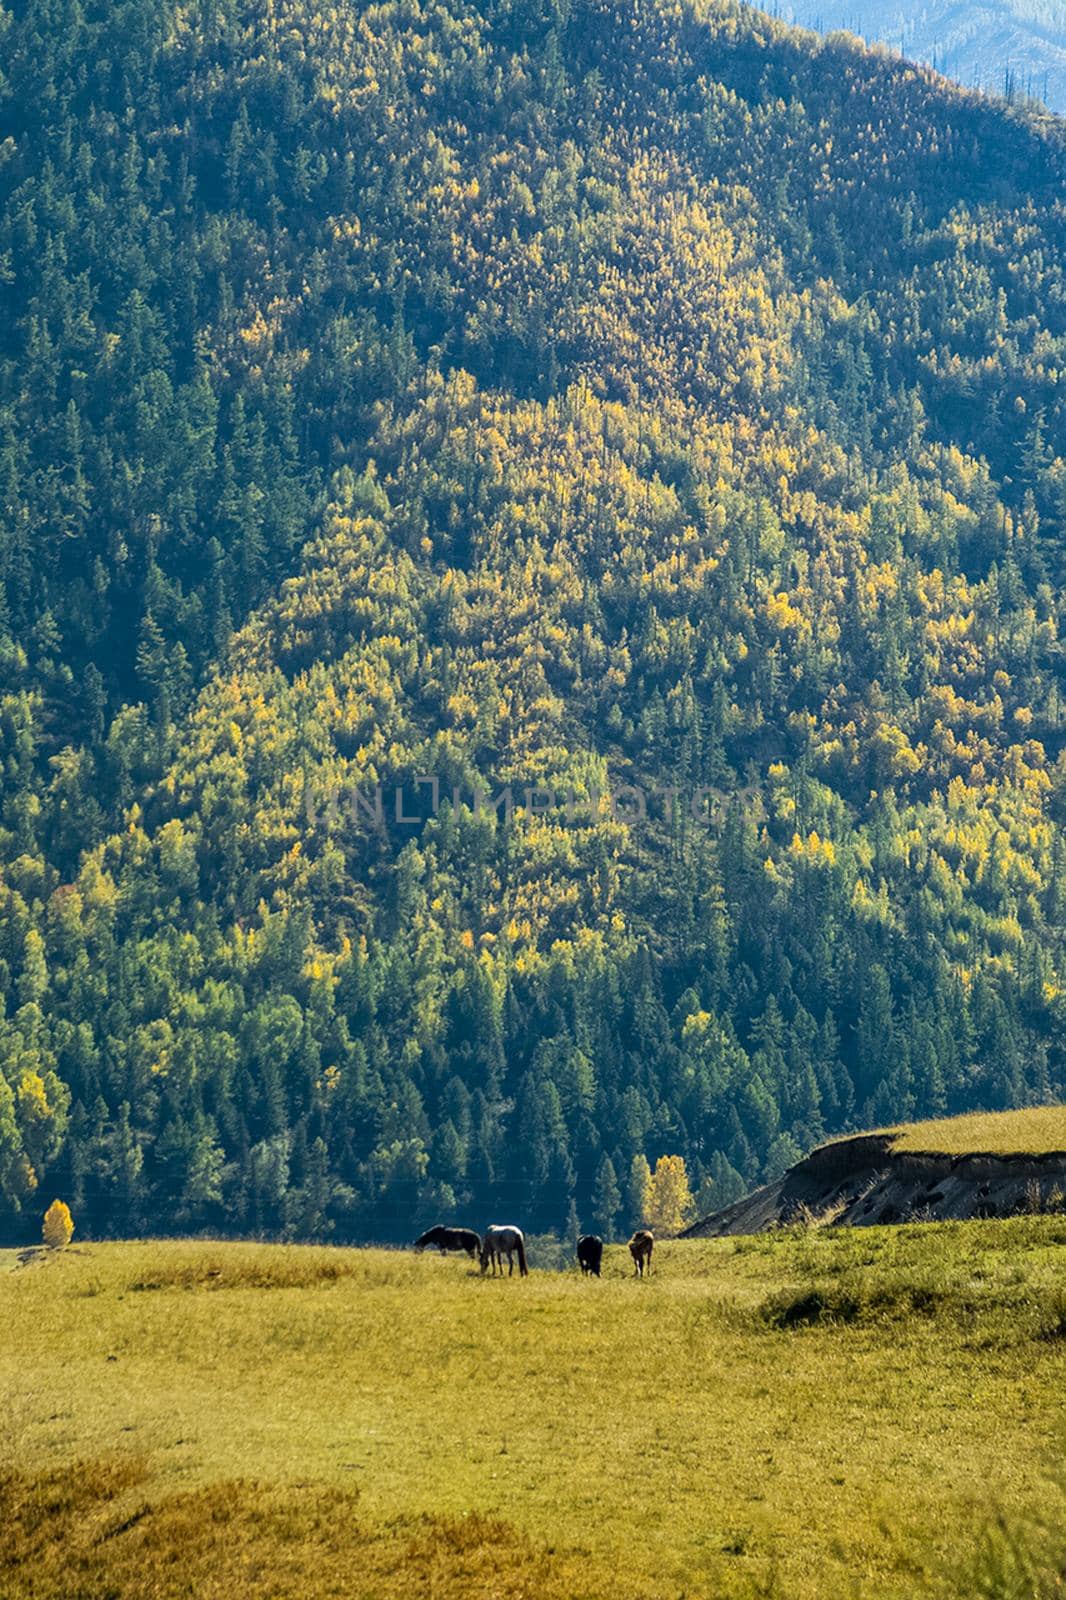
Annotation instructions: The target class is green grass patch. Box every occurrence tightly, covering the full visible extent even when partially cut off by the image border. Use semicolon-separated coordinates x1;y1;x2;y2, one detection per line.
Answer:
758;1265;1066;1334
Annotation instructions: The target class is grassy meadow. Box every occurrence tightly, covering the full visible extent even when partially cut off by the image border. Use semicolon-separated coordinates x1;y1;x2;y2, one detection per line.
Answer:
2;1223;1065;1599
882;1105;1066;1157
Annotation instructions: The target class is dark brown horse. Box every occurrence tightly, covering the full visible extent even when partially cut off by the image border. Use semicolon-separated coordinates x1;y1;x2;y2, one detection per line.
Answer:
577;1235;603;1276
628;1230;653;1277
414;1226;481;1259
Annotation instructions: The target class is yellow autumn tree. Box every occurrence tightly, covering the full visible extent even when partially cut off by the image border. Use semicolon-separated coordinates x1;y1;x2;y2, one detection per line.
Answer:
643;1155;695;1237
42;1199;74;1250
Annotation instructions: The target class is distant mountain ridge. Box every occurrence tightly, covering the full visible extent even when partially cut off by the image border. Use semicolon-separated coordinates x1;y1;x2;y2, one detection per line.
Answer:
779;0;1066;109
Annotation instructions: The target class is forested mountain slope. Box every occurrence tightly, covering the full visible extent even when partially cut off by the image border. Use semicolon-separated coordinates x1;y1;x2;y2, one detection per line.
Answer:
2;0;1066;1240
780;0;1066;112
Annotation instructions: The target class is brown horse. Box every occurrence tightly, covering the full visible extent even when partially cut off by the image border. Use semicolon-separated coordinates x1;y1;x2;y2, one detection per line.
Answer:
628;1230;654;1277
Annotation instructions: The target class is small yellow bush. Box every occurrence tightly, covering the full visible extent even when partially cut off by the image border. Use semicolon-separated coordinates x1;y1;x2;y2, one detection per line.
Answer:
42;1199;74;1250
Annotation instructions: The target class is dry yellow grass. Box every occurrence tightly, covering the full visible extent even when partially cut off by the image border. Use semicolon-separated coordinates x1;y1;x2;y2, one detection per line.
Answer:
881;1105;1066;1156
1;1224;1064;1599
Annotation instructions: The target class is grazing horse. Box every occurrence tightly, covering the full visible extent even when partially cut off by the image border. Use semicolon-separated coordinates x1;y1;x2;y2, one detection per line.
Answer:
479;1224;528;1277
628;1229;654;1277
577;1235;603;1276
414;1225;481;1260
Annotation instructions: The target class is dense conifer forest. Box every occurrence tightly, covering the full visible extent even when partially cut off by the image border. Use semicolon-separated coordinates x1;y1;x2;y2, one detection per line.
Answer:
1;0;1066;1241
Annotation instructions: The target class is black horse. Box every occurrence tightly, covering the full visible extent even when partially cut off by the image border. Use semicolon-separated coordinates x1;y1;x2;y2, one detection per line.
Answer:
414;1225;481;1259
577;1235;603;1276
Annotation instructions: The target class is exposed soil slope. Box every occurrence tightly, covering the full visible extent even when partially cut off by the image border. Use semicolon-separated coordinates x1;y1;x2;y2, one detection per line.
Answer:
685;1113;1066;1236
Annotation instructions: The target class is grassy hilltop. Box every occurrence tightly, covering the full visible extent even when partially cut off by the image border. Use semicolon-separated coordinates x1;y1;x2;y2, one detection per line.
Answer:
883;1104;1066;1156
3;1225;1065;1599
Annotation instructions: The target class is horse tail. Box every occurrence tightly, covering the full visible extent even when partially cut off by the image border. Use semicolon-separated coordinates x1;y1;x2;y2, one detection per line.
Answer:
516;1235;528;1277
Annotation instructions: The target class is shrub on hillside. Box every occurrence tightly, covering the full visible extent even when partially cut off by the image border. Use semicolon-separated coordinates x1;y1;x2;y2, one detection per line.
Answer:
41;1200;74;1250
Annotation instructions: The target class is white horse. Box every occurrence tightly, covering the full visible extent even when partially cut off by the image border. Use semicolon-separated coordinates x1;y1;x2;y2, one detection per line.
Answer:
479;1224;528;1277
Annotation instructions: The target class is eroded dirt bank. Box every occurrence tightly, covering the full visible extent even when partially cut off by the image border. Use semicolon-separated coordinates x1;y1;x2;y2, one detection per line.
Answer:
684;1135;1066;1237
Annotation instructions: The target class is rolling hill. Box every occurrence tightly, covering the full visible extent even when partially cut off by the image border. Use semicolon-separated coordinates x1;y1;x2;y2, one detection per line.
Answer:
2;0;1066;1242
